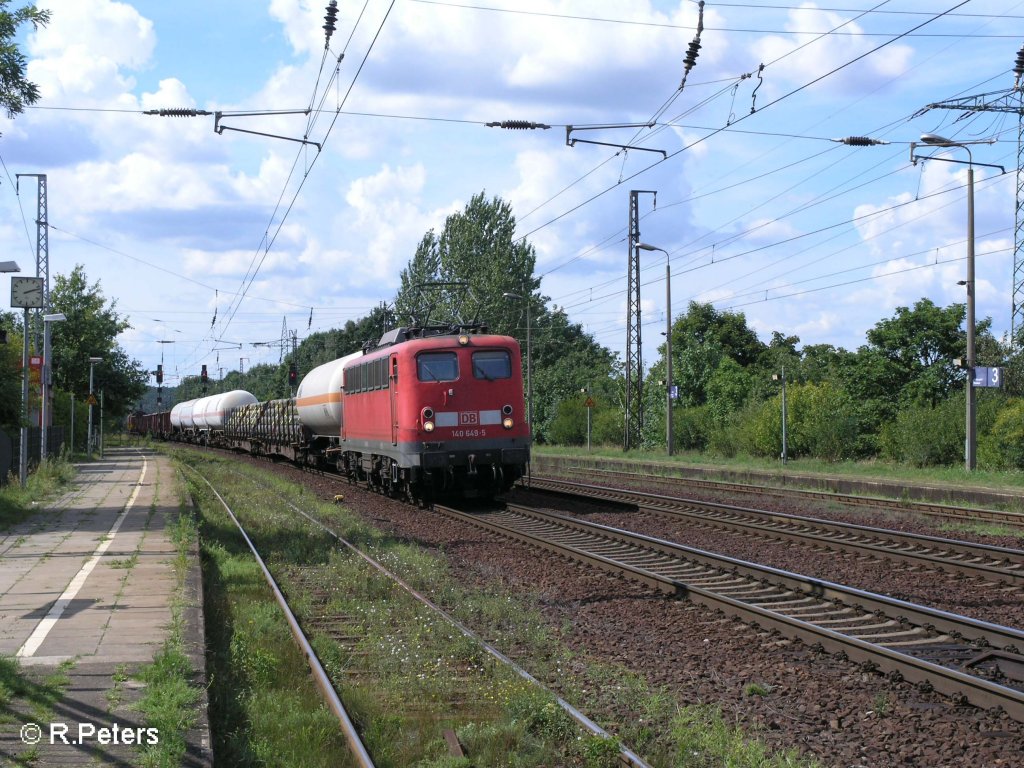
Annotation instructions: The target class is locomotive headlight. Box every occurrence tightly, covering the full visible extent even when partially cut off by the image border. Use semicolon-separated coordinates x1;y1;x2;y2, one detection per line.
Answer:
502;417;514;429
502;404;513;416
423;420;435;432
458;334;470;346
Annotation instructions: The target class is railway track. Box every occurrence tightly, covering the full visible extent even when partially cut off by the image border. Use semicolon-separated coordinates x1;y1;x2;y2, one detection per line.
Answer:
187;458;653;768
185;466;376;767
538;466;1024;530
436;500;1024;722
523;477;1024;586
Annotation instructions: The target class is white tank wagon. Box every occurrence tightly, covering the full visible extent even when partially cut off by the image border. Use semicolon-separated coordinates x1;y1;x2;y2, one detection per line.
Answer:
201;390;257;430
191;394;215;430
170;399;199;432
295;350;362;438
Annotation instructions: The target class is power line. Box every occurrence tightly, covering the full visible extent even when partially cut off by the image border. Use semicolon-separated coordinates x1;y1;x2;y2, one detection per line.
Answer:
407;0;1024;35
218;0;396;342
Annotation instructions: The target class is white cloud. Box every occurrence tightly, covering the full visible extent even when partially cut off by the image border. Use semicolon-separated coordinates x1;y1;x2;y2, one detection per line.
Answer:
751;3;913;94
30;0;155;100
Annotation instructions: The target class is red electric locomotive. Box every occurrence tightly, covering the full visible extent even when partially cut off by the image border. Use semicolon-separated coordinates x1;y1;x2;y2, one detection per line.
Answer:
338;325;530;499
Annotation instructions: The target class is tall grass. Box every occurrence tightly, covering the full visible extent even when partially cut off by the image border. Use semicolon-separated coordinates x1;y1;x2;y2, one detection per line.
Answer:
0;455;77;530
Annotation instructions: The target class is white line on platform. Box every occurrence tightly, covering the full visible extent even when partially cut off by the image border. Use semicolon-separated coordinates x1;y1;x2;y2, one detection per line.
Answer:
15;457;149;658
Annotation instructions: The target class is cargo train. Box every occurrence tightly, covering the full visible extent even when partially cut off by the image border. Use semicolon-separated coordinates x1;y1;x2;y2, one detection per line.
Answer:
130;325;531;500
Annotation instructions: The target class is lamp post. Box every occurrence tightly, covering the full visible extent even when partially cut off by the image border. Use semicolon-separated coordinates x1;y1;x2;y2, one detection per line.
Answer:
502;292;532;434
638;243;673;456
41;312;66;462
87;356;102;454
912;134;1001;471
772;369;787;465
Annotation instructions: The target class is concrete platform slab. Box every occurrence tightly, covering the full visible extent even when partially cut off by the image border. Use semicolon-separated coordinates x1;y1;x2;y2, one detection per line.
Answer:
0;447;211;767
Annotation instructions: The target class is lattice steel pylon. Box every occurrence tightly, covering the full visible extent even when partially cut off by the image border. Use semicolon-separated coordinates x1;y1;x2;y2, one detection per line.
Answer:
624;190;656;450
15;174;47;351
918;45;1024;343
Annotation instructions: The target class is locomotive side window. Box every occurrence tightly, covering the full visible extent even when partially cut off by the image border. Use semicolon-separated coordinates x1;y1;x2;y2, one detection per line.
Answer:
472;350;511;380
417;352;458;382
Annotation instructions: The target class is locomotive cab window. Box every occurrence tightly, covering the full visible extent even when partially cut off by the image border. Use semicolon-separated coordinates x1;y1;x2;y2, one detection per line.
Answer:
417;352;458;382
472;350;511;380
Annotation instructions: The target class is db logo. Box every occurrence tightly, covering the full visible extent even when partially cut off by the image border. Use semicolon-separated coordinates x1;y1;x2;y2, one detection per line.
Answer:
459;412;478;425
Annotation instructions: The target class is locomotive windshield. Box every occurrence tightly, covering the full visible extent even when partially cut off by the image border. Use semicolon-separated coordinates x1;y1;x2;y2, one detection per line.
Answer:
472;350;511;380
417;352;459;382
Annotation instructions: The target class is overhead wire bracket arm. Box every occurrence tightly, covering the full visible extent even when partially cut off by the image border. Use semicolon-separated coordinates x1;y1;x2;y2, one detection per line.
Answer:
565;123;666;157
213;109;321;150
909;152;1006;174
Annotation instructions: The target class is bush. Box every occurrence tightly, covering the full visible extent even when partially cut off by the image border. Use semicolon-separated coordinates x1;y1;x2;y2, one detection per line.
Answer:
591;408;623;447
708;402;764;458
673;406;712;451
548;399;588;446
979;396;1024;469
715;382;860;462
881;395;964;467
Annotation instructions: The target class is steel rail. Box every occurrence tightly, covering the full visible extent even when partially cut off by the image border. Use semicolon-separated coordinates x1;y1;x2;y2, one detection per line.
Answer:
211;463;653;768
286;500;652;768
540;466;1024;529
526;477;1024;585
436;501;1024;722
186;467;376;768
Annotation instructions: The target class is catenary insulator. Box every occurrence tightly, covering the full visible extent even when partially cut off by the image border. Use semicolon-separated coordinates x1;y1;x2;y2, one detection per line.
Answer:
143;108;212;117
683;39;701;71
1015;44;1024;85
486;120;551;130
323;0;338;46
837;136;888;146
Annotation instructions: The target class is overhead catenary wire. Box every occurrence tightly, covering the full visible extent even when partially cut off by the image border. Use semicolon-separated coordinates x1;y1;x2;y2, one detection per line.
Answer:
407;0;1024;35
518;0;973;276
216;0;396;363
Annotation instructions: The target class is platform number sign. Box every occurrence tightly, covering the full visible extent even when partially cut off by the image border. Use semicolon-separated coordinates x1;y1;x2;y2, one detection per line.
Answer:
972;366;1004;388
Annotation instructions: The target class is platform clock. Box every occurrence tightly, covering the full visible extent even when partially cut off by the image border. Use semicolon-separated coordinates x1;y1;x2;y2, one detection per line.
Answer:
10;276;44;308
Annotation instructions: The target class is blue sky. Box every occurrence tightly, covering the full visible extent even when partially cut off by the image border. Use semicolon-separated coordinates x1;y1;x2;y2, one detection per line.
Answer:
3;0;1024;388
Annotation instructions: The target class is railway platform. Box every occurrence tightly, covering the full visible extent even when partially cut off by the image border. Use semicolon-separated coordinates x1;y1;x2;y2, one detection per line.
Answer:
0;447;211;767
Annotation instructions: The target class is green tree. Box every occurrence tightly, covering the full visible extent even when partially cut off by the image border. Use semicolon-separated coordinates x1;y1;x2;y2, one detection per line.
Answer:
392;191;539;336
529;307;617;442
0;2;48;118
670;302;766;406
863;298;984;406
0;310;23;432
48;265;147;425
798;343;851;383
394;192;618;444
394;232;441;326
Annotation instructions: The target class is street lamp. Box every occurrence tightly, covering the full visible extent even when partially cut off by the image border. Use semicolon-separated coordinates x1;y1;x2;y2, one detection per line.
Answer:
638;243;673;456
772;369;787;465
502;292;532;434
0;261;20;273
41;312;66;462
88;356;102;454
911;134;1000;471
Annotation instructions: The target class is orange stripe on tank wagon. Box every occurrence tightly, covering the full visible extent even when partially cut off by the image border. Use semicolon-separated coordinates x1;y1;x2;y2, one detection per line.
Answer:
296;393;343;407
